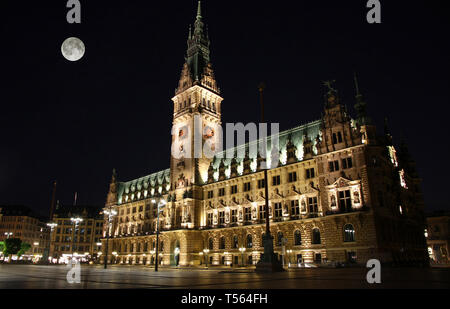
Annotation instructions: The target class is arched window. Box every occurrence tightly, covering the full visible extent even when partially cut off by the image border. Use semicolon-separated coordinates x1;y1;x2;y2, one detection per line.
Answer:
277;231;284;246
343;224;355;242
232;236;238;249
137;243;141;252
312;228;321;244
144;242;148;252
294;230;302;246
124;244;128;252
131;243;134;252
219;236;226;249
208;237;214;250
246;234;253;248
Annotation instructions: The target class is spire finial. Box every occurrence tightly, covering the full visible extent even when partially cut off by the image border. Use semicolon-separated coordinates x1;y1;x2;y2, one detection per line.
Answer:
354;72;361;96
197;1;202;19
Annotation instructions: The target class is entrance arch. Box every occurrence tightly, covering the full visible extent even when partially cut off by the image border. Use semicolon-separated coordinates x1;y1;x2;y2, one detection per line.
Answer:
171;239;181;266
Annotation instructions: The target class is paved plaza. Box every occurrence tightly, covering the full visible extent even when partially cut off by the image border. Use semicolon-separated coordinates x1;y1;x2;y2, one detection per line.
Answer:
0;264;449;289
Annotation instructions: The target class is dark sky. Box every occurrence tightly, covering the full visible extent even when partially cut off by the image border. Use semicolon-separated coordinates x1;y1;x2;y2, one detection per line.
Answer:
1;0;449;216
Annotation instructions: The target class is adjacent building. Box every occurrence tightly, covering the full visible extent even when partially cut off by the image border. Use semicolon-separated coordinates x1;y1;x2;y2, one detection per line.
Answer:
49;205;104;263
426;211;450;265
0;205;50;261
101;2;428;267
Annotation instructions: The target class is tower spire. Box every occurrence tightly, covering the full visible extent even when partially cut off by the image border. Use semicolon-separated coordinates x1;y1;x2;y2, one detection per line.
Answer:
353;73;371;125
196;1;202;19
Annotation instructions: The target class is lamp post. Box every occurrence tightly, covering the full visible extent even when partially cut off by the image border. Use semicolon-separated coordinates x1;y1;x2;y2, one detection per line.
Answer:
103;208;117;269
46;222;58;263
256;83;283;272
70;217;83;262
4;232;13;239
152;198;166;272
203;249;209;267
239;247;246;267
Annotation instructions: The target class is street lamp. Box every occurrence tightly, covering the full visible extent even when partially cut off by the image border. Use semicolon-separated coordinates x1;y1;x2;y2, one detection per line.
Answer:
203;249;209;267
239;247;246;267
152;198;166;272
4;232;13;239
103;208;117;269
70;217;83;262
46;222;58;263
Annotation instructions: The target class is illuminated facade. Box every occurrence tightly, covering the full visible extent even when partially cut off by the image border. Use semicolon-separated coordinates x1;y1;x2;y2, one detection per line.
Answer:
426;211;450;265
50;205;104;264
0;205;50;261
101;2;428;267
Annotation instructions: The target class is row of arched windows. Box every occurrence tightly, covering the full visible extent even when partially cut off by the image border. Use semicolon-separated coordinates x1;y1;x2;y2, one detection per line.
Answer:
206;224;356;250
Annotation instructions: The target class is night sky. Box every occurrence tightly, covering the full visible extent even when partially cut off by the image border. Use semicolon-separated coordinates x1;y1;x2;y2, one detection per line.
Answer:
1;1;449;216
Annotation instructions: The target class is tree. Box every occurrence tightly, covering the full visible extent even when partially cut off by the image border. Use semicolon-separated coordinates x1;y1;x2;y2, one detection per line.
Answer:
0;241;5;253
3;238;22;257
18;242;31;257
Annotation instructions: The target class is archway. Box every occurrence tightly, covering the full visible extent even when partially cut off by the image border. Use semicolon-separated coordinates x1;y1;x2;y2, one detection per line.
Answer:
171;239;181;266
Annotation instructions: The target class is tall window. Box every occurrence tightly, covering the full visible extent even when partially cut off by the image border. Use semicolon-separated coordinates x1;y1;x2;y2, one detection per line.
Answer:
277;232;284;246
342;157;353;169
329;161;339;172
244;207;251;221
208;237;214;250
288;172;297;183
272;175;281;186
338;190;352;212
231;185;238;194
343;224;355;242
306;168;315;179
308;197;318;213
291;200;300;216
243;182;251;192
274;202;283;218
219;188;225;196
246;234;253;248
294;230;302;246
219;236;226;249
312;228;321;244
232;236;238;249
259;205;266;221
257;179;266;189
219;211;225;224
231;209;237;223
207;213;213;226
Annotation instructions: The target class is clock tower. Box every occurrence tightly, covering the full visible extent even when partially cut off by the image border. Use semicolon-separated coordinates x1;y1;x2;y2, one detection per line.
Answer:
170;1;223;228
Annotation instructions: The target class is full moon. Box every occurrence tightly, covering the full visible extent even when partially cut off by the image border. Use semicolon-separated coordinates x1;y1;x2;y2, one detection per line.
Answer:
61;37;85;61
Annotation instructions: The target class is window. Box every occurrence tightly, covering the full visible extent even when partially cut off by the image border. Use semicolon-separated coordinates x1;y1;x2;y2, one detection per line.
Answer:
243;182;251;192
207;213;213;226
277;232;284;246
139;205;143;212
244;207;251;221
329;160;339;172
132;207;136;213
342;157;353;169
218;188;225;197
344;224;355;242
208;238;214;250
338;190;352;212
294;230;302;246
231;185;238;194
231;209;237;223
272;175;281;186
207;190;214;199
219;237;226;249
288;172;297;183
246;234;253;248
308;197;318;213
259;205;266;221
332;132;343;144
219;211;225;224
232;236;238;249
312;228;321;244
306;168;315;179
257;179;266;189
314;253;322;263
291;200;299;216
274;202;282;218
